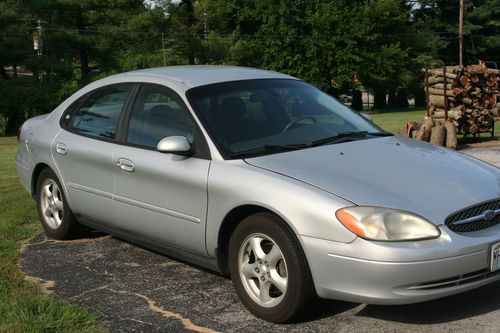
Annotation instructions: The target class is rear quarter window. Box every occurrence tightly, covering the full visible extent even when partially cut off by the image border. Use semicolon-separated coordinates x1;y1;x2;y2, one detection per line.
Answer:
61;84;133;140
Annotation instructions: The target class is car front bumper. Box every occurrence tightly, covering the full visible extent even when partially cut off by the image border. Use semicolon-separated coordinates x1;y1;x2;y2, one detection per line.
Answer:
300;225;500;305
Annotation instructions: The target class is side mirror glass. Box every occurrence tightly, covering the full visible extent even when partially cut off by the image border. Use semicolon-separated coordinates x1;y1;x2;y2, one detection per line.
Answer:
157;136;192;154
360;112;372;122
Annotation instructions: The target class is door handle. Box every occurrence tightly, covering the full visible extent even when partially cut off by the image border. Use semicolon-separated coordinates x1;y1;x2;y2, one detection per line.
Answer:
55;143;68;155
117;158;135;172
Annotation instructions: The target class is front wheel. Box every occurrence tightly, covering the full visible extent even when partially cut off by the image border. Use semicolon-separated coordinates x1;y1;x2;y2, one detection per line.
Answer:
36;168;83;239
228;213;316;323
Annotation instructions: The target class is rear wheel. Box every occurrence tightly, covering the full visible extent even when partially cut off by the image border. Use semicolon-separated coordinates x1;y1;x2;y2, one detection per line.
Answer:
228;212;316;323
36;168;83;239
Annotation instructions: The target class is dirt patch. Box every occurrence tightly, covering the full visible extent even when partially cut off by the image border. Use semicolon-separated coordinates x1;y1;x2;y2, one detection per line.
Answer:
24;275;55;294
458;139;500;149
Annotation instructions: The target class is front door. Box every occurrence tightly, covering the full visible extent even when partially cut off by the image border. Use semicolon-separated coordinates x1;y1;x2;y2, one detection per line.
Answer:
112;84;210;254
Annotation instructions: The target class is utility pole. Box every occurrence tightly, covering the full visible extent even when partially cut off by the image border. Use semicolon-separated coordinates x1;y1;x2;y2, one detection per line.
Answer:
33;19;43;56
161;32;166;66
203;10;208;39
459;0;464;67
33;19;44;79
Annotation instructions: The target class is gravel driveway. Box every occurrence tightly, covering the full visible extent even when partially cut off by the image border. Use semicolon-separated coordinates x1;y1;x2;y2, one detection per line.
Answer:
20;145;500;333
461;145;500;168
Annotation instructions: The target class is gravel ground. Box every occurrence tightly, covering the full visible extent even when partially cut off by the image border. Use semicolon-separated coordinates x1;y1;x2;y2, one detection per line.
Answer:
20;145;500;333
460;145;500;168
20;233;500;333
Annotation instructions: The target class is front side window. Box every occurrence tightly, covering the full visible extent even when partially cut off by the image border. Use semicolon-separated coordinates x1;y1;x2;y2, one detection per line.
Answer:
126;85;195;148
187;79;382;158
71;85;132;139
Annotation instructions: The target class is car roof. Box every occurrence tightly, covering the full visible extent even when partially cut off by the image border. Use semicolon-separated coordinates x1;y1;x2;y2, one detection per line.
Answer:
119;65;296;88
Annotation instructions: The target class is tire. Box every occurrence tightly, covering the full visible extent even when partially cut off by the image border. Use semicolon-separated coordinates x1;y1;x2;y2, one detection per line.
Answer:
228;212;316;323
35;168;83;239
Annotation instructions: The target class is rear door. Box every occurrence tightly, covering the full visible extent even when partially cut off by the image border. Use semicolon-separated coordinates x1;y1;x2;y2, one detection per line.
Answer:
53;84;135;223
112;83;211;254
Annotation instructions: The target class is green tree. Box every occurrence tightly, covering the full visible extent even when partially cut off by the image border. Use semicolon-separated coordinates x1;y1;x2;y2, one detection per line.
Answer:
0;0;162;134
467;0;500;65
26;0;147;80
412;0;500;65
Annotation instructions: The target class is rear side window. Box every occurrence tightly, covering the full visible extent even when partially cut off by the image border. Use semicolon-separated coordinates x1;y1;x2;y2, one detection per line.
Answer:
68;85;132;139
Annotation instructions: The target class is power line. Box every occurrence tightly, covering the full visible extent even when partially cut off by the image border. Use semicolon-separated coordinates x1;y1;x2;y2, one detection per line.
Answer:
4;25;464;39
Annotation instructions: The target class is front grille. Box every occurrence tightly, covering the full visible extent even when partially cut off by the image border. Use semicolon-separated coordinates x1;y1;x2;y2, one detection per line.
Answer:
445;198;500;232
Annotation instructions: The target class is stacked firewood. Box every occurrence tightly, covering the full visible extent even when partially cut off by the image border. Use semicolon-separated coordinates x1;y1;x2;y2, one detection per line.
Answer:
400;117;458;149
425;63;499;134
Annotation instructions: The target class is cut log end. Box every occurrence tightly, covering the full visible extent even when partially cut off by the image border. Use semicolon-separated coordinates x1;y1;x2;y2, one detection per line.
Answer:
429;126;446;146
444;123;458;149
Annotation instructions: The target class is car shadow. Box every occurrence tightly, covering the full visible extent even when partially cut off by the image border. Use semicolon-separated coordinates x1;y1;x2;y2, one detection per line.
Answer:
69;230;500;325
355;281;500;324
305;298;360;321
79;229;108;239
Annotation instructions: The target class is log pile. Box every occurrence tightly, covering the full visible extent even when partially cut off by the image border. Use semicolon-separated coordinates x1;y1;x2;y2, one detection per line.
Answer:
425;63;499;135
399;117;458;149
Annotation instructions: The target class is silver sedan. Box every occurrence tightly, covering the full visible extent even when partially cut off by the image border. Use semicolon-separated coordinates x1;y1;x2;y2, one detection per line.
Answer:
16;66;500;323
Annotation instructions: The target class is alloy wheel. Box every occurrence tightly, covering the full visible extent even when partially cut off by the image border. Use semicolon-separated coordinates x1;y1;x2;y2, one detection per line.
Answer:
238;233;288;308
40;178;64;229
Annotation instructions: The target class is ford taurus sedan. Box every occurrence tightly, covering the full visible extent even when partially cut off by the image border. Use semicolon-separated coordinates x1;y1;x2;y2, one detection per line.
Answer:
16;66;500;323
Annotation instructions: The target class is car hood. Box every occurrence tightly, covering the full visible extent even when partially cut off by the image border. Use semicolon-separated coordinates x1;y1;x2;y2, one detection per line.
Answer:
245;136;500;225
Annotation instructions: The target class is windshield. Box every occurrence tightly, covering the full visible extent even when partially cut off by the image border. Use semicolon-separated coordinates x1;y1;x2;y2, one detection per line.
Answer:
186;79;382;159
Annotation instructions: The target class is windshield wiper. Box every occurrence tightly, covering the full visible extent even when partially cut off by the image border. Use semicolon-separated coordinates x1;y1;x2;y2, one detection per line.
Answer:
312;131;394;147
230;143;309;159
368;131;394;137
312;131;368;146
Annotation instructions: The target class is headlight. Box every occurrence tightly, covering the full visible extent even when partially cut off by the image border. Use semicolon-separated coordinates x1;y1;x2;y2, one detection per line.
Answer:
335;206;440;241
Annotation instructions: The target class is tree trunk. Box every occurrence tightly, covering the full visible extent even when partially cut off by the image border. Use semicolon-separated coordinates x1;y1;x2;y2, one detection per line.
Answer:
373;88;387;109
76;13;90;80
0;64;10;79
396;88;409;107
387;87;397;108
188;41;195;65
414;86;426;107
5;113;22;136
351;89;363;111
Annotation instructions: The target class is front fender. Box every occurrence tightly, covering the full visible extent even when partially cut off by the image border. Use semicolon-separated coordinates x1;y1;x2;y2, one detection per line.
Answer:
205;160;357;257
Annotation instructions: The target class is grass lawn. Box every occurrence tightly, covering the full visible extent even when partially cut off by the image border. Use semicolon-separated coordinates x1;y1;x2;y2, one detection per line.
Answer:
0;136;105;333
367;107;427;134
367;107;499;141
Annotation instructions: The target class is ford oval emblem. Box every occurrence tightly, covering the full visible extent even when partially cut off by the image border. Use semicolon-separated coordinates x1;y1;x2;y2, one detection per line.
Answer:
483;210;495;221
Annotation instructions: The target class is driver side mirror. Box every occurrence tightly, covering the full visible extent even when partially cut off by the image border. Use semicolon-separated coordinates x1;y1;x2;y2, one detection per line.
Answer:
157;136;192;155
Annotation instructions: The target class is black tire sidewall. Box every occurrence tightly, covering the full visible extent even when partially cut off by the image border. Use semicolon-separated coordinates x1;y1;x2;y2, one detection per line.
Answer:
228;212;315;323
36;168;78;239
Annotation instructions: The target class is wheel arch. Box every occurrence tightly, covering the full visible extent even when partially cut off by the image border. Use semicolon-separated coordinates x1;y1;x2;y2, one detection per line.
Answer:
215;204;299;275
31;162;51;197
